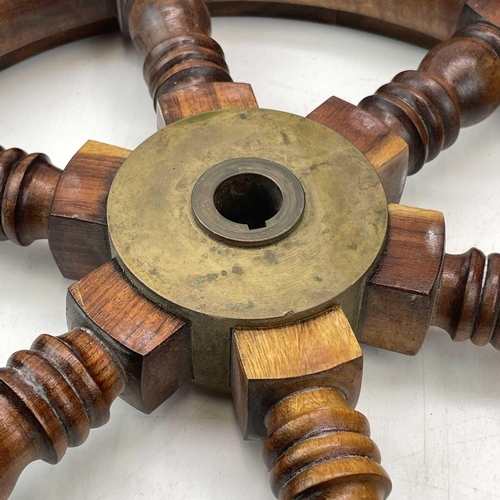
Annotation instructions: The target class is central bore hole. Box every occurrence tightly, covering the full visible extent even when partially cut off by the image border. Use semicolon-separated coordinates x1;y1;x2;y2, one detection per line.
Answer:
214;173;283;230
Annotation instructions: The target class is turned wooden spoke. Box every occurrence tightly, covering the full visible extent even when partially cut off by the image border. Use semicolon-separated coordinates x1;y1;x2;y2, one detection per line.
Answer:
127;0;231;101
0;259;193;499
0;141;132;279
231;308;392;500
433;249;500;348
118;0;259;127
264;389;391;500
0;146;61;246
0;327;125;500
309;18;500;202
67;260;193;413
359;22;500;175
357;204;500;355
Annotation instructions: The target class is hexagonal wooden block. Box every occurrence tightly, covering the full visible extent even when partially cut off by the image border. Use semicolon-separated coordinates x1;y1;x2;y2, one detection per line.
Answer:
231;307;363;439
67;260;192;414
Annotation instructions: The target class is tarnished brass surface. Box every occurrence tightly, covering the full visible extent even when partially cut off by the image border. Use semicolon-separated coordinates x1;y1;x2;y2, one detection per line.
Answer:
191;157;306;247
107;109;388;390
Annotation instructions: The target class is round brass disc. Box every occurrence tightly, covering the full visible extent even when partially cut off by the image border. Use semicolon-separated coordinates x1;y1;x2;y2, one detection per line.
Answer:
107;108;388;389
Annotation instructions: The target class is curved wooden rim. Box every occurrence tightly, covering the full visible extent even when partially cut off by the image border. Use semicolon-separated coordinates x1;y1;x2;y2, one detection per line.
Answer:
0;0;469;71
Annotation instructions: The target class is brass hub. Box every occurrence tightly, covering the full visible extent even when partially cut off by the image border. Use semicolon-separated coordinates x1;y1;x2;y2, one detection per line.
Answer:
107;109;388;390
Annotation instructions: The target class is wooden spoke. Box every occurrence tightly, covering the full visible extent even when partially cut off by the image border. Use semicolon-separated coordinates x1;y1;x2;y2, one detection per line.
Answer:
358;22;500;176
0;328;125;500
433;250;500;348
309;16;500;201
48;141;131;279
0;146;62;246
119;0;259;126
0;258;192;499
0;141;131;280
231;307;391;500
67;259;193;413
357;203;500;354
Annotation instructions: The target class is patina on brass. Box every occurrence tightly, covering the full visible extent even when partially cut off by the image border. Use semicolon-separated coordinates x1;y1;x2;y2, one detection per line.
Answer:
107;109;388;390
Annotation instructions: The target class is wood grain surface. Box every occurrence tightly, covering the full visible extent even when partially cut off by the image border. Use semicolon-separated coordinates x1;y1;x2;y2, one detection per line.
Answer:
263;388;392;500
357;204;445;355
1;0;477;72
49;141;131;280
67;260;193;414
432;249;500;348
157;82;258;126
359;21;500;175
231;308;391;500
0;0;118;69
0;328;125;500
0;147;61;246
232;307;363;438
307;96;408;203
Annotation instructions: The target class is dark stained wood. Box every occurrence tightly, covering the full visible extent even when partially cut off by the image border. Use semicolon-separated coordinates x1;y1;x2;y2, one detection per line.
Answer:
356;204;445;355
67;260;193;414
231;308;391;500
205;0;467;41
432;250;500;348
307;96;408;203
49;141;131;280
460;0;500;28
1;0;474;73
0;147;62;246
157;82;258;127
0;0;118;70
263;388;392;500
127;0;232;107
0;327;125;500
359;22;500;175
207;3;440;47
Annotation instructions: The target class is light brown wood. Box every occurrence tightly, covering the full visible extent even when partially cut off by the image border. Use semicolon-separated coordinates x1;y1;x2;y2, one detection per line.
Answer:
49;141;131;280
263;388;392;500
231;308;391;500
307;96;409;203
67;259;192;414
0;327;125;500
357;204;445;355
157;82;259;127
231;307;363;438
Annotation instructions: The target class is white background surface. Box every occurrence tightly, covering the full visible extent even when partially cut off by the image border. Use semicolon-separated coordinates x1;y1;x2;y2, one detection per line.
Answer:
1;16;500;500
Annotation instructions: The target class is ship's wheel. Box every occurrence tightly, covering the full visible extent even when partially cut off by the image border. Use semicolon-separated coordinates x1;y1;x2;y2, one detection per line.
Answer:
1;1;500;499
